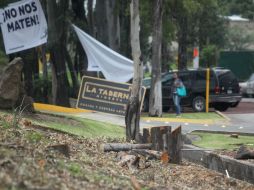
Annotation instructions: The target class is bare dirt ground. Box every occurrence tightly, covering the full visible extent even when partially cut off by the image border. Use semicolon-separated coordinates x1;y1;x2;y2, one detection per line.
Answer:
0;113;254;190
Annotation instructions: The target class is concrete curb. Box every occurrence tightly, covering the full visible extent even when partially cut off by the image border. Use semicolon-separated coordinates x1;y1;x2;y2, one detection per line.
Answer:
191;130;254;136
34;103;91;114
215;110;231;121
182;144;254;184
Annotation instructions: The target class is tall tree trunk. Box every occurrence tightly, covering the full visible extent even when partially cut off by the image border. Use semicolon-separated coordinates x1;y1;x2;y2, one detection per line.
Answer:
177;16;188;70
161;39;171;72
41;44;48;103
105;0;120;52
22;49;35;97
125;0;142;142
95;1;108;45
119;1;131;58
40;0;48;103
64;47;79;97
87;0;95;35
149;0;163;117
47;0;70;106
71;0;89;78
95;0;120;52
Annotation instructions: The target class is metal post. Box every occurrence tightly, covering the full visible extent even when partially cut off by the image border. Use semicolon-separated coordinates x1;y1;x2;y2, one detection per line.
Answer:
206;68;210;113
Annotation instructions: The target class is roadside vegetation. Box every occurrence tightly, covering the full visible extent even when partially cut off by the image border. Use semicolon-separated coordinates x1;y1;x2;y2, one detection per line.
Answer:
0;110;253;190
0;110;125;139
191;131;254;150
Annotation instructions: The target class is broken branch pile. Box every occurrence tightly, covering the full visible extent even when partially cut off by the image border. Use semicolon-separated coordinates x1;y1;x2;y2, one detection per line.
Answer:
101;126;182;170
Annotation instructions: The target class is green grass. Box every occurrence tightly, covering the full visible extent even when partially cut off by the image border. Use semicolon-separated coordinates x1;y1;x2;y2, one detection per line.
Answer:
142;112;223;120
0;110;124;139
35;117;125;138
191;132;254;150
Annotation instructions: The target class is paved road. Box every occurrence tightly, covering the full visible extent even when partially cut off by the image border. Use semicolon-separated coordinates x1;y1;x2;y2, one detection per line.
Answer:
223;98;254;134
35;100;254;135
75;98;254;134
226;98;254;114
76;111;254;135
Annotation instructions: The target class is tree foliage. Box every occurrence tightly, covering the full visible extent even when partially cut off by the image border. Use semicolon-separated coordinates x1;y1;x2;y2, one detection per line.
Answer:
219;0;254;20
0;0;249;106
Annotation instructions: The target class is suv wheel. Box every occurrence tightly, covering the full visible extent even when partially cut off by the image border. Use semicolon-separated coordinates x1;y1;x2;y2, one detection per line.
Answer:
192;96;205;112
214;103;229;112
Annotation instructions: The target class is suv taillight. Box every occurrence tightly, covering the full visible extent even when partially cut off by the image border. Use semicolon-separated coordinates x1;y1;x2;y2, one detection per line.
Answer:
215;86;220;94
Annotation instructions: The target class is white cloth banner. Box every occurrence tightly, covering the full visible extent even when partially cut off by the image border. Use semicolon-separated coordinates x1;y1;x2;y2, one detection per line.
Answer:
73;24;134;83
0;0;47;54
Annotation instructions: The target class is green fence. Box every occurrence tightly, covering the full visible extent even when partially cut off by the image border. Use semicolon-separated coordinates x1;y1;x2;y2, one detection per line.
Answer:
219;51;254;81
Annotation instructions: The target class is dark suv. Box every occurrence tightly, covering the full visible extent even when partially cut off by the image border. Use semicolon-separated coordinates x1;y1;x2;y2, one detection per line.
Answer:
143;68;242;112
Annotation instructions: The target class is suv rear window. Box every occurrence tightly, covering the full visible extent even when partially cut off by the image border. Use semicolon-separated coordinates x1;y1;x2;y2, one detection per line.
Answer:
216;70;235;81
215;70;239;93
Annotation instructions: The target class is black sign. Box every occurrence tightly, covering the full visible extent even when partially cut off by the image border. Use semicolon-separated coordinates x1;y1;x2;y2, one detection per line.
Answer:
76;76;146;116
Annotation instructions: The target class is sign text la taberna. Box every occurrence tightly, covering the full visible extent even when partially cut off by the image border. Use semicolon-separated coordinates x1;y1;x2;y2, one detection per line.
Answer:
77;76;146;116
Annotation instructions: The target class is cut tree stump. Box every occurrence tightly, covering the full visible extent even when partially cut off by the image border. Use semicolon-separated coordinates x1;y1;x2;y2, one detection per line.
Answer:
168;126;182;164
150;126;171;151
142;128;151;143
101;126;182;165
101;143;152;152
142;125;182;164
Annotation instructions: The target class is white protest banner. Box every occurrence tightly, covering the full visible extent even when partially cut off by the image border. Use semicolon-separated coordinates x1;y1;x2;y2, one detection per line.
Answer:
73;25;134;83
0;0;47;54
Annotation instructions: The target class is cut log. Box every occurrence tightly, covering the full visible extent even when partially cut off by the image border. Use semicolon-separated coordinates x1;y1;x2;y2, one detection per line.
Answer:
168;126;182;164
151;126;171;151
130;149;162;159
101;143;152;152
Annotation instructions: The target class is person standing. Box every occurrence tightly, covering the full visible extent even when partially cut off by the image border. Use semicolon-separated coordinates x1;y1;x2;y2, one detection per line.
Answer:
172;73;183;117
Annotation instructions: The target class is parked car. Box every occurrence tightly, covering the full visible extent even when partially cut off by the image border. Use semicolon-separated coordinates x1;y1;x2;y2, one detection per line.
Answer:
239;73;254;97
143;68;242;112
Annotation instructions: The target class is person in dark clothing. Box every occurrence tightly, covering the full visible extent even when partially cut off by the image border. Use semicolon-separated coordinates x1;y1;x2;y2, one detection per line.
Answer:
172;73;183;117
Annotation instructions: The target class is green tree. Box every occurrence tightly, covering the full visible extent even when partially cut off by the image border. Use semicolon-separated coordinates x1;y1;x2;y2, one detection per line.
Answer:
170;0;226;69
219;0;254;20
47;0;70;107
226;25;254;50
149;0;163;117
125;0;142;142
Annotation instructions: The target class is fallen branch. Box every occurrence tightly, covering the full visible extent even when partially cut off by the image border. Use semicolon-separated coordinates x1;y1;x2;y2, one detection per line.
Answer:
101;143;152;152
